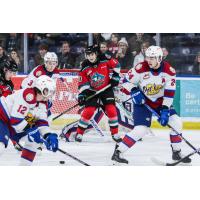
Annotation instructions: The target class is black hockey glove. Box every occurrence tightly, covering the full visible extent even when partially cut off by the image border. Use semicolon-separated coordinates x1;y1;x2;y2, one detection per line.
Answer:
78;94;86;106
78;90;96;106
110;71;120;88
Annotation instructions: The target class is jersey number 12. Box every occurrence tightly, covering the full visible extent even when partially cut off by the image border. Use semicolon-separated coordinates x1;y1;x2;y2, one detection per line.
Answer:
17;105;28;114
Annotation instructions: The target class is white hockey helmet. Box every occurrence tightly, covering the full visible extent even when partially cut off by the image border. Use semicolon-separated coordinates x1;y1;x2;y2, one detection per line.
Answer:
35;75;56;98
44;52;58;71
145;46;163;62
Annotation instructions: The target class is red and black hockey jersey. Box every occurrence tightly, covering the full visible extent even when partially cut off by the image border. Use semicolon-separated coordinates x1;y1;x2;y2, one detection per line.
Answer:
78;55;121;93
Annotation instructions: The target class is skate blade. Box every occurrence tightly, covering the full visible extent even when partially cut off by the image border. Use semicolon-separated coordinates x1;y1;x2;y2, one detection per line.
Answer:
172;160;192;166
112;160;128;166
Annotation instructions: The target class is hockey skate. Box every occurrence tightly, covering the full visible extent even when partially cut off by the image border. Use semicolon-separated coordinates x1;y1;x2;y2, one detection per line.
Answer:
112;134;122;143
75;134;83;142
59;132;70;142
111;145;128;165
14;143;22;152
171;145;192;164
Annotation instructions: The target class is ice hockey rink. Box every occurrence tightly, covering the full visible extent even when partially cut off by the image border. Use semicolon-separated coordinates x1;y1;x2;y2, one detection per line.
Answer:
0;128;199;166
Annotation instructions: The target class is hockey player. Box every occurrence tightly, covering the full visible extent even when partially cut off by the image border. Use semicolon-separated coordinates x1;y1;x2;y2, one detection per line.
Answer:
60;87;134;142
0;60;21;150
75;45;121;142
21;52;60;119
111;45;191;164
0;75;58;165
21;52;60;153
21;52;60;88
0;60;18;97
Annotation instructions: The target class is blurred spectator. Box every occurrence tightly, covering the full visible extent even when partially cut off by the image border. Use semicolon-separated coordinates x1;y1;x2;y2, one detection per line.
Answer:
92;33;105;47
116;37;134;69
0;45;9;69
34;44;48;66
133;41;150;67
58;41;77;69
128;33;155;56
33;33;55;47
74;41;87;68
6;33;21;52
99;42;113;59
9;49;23;71
162;47;176;67
100;42;109;54
190;52;200;75
108;33;120;56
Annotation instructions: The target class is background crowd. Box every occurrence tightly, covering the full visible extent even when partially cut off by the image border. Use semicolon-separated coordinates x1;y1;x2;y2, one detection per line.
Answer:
0;33;200;75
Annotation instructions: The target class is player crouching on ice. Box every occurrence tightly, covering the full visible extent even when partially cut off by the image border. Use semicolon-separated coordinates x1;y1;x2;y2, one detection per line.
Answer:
0;75;58;165
75;45;121;143
112;45;192;165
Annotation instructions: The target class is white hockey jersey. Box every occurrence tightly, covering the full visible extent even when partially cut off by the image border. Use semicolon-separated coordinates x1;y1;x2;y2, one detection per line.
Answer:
122;61;176;109
21;65;60;88
0;88;51;135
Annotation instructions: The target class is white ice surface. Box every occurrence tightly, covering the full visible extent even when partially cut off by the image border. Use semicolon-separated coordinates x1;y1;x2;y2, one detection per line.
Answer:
0;129;200;166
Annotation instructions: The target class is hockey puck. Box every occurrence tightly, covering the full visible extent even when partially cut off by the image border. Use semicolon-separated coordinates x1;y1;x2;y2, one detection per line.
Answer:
59;161;65;164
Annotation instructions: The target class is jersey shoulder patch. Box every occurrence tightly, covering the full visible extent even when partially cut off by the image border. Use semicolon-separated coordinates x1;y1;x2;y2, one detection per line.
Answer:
33;65;46;77
135;61;149;73
163;61;176;76
23;88;37;104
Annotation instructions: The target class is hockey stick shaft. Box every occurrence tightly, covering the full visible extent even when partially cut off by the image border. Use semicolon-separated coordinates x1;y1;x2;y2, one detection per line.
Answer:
53;103;79;121
90;119;105;137
40;138;90;166
57;148;90;166
144;104;200;156
53;84;111;121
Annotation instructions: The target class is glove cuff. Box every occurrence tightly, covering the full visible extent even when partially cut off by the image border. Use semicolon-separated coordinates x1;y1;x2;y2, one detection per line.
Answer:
43;133;57;139
131;87;139;92
43;133;50;139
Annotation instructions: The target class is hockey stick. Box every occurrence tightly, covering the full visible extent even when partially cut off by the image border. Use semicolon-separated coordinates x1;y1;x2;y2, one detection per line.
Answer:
144;104;200;156
52;84;111;121
151;148;200;166
40;138;90;166
57;148;90;166
90;119;105;137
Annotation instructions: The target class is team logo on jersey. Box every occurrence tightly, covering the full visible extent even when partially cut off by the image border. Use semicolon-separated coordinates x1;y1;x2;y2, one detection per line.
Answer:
36;71;42;77
143;84;163;95
91;73;105;88
143;73;150;79
25;93;34;102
